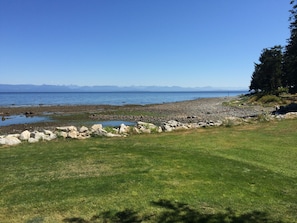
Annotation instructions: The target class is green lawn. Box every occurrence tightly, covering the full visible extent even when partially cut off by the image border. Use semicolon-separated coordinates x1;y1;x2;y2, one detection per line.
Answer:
1;120;297;222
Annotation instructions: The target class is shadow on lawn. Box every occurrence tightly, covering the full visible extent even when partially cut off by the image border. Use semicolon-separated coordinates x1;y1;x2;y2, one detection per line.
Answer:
63;199;283;223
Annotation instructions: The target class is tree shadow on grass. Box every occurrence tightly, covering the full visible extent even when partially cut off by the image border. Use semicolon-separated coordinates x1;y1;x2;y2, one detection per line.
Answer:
150;199;283;223
63;209;146;223
63;199;284;223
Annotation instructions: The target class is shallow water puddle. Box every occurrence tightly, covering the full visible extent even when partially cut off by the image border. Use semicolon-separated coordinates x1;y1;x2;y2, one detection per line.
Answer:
0;115;50;126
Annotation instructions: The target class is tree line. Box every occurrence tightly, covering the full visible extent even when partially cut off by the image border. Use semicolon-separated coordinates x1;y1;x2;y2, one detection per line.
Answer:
249;0;297;94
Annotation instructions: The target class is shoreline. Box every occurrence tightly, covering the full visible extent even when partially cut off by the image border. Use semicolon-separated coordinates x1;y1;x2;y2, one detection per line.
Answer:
0;97;273;135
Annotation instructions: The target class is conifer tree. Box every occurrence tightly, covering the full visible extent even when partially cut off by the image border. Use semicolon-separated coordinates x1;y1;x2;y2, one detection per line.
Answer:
249;46;283;93
284;0;297;92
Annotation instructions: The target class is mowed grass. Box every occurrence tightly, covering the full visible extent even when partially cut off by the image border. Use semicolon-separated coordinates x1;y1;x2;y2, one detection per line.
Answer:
1;120;297;222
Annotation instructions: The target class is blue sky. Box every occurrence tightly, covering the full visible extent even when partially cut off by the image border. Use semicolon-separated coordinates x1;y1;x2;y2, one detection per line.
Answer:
0;0;292;89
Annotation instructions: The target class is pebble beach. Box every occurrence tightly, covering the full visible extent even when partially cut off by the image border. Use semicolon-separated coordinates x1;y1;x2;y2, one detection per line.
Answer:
0;97;273;135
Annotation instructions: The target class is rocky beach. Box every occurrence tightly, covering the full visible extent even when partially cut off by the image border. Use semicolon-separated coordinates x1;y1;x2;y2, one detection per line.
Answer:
0;96;273;135
3;95;297;146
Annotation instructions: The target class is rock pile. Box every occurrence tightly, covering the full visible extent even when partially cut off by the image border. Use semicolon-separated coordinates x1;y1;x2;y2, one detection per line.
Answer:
0;119;225;146
0;129;57;146
1;111;297;147
161;120;223;132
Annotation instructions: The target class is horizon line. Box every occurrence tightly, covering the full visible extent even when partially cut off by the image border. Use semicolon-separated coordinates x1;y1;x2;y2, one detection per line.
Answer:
0;83;248;89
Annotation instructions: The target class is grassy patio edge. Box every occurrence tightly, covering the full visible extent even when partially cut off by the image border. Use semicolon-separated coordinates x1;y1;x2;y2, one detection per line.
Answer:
1;119;297;222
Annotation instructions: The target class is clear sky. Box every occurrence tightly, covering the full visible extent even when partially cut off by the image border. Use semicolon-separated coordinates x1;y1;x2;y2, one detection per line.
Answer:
0;0;292;89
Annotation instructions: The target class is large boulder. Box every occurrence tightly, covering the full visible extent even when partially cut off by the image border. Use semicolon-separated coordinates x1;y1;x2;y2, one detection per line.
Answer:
91;124;103;132
0;137;6;145
33;131;46;141
119;124;130;134
162;124;173;132
2;136;21;146
91;124;107;136
20;130;31;141
138;125;152;134
136;121;161;133
28;138;39;143
56;126;77;132
132;127;141;134
214;120;223;126
55;126;79;139
56;131;68;138
105;132;122;137
77;132;91;139
43;130;57;141
79;126;89;133
162;120;181;132
67;130;79;139
6;134;20;138
284;112;297;119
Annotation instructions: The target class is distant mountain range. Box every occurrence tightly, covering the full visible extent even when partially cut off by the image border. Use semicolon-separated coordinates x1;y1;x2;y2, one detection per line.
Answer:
0;84;248;92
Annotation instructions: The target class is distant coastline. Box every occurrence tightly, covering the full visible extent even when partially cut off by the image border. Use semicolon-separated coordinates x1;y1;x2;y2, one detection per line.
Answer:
0;84;248;93
0;91;248;107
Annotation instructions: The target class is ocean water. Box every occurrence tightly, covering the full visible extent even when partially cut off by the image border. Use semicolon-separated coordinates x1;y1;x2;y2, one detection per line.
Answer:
0;91;247;107
0;91;248;127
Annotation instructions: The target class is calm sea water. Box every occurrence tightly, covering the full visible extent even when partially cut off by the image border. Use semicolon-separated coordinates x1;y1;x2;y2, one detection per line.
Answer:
0;91;248;127
0;91;247;107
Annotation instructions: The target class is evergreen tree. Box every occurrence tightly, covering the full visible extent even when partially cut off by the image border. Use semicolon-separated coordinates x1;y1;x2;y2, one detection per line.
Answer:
249;63;262;93
249;46;283;93
284;0;297;92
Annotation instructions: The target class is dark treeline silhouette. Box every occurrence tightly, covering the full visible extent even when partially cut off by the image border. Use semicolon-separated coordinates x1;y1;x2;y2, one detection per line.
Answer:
250;0;297;94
